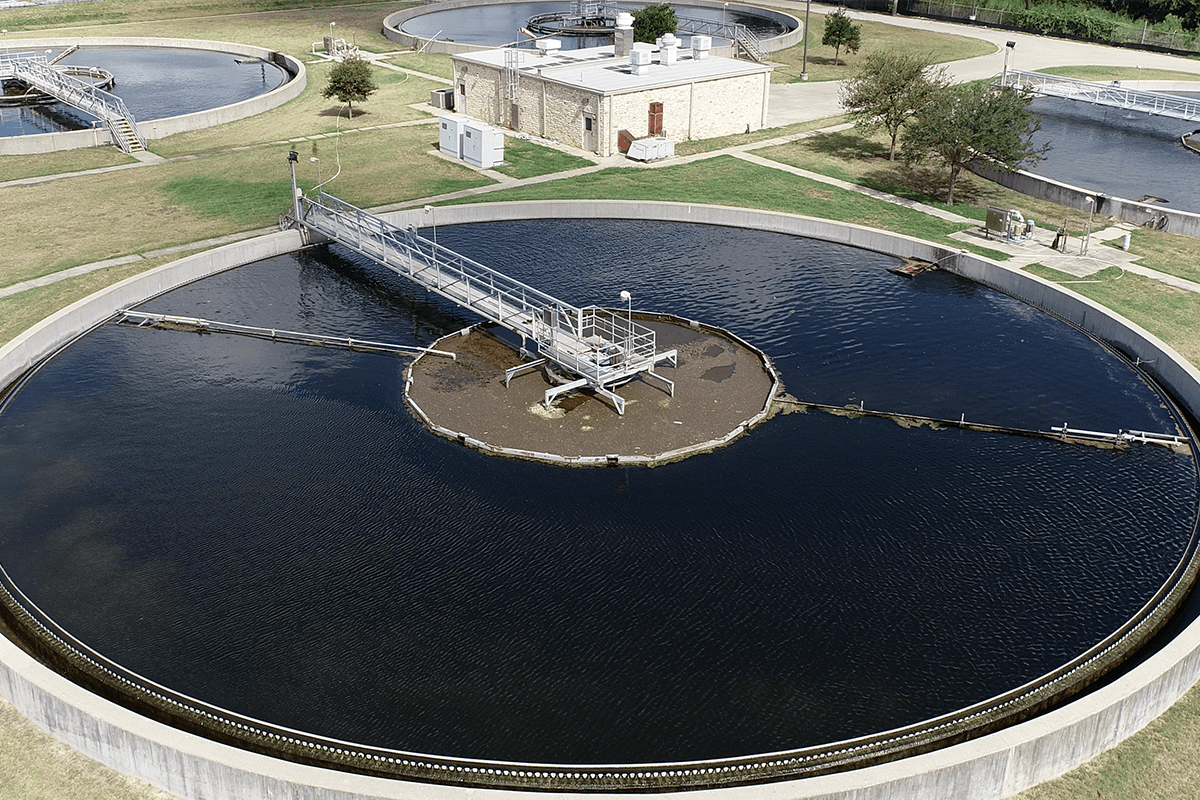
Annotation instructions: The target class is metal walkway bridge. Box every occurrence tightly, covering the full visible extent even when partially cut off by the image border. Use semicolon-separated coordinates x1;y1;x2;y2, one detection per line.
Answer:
0;51;145;152
998;69;1200;123
528;1;766;61
292;190;676;414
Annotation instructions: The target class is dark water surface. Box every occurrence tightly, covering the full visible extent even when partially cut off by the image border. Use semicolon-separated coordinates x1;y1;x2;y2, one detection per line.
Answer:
0;220;1195;764
0;47;287;138
1029;95;1200;214
399;1;790;49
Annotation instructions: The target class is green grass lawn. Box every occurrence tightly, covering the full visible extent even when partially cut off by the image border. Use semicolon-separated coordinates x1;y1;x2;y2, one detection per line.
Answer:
439;155;1011;258
1023;263;1200;368
0;126;492;287
150;63;441;158
1035;65;1200;82
768;18;995;83
492;137;596;179
0;148;136;182
672;115;851;156
755;127;1100;233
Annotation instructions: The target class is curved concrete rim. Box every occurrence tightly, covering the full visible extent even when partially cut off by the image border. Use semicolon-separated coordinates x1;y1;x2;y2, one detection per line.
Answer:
2;201;1200;800
383;0;803;56
0;37;306;155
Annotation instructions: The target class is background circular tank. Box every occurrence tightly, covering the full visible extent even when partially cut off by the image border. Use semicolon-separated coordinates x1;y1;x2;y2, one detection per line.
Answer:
383;0;803;55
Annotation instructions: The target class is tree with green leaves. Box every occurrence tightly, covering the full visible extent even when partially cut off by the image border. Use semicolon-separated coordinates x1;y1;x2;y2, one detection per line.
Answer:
840;51;951;161
902;83;1049;205
821;7;862;66
322;57;378;119
632;3;678;43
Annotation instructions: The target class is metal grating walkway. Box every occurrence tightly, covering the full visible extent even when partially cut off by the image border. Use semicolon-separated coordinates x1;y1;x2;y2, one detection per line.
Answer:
294;191;676;414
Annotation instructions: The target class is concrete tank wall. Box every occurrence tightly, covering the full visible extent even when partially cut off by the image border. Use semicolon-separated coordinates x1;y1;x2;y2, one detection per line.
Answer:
969;162;1200;239
0;38;305;155
1;201;1199;800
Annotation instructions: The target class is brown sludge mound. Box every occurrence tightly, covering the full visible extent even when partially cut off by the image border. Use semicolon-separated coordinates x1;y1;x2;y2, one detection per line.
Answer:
405;316;777;464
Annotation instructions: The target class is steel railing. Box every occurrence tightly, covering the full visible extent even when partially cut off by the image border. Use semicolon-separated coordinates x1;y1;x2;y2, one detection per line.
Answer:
999;68;1200;122
299;192;666;392
0;50;145;151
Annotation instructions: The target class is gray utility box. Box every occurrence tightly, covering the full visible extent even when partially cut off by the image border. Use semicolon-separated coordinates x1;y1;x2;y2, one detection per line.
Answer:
430;87;455;110
439;115;467;159
462;120;504;169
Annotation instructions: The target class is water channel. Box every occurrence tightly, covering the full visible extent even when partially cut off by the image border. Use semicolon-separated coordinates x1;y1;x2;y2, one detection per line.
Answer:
0;220;1195;765
1028;94;1200;214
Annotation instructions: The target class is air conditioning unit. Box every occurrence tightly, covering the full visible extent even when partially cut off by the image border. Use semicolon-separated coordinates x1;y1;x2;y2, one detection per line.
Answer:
429;87;455;110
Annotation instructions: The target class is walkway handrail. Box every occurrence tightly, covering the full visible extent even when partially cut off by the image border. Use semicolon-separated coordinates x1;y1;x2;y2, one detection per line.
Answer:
296;192;667;400
999;68;1200;123
0;50;146;152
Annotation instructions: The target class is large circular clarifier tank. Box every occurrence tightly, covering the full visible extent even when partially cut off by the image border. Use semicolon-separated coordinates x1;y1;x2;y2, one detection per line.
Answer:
0;218;1197;788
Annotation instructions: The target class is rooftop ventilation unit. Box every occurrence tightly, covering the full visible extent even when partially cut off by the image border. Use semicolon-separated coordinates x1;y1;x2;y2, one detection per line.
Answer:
535;38;562;55
629;44;653;76
660;33;679;66
614;13;635;57
690;35;712;60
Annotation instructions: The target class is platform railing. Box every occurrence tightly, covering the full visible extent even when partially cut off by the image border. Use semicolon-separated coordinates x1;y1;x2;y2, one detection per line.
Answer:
299;191;665;391
0;50;145;152
550;1;764;59
999;68;1200;123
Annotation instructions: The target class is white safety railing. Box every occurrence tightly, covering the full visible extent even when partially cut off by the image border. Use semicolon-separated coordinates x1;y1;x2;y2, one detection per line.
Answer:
297;192;675;412
0;50;145;151
550;1;765;60
999;69;1200;123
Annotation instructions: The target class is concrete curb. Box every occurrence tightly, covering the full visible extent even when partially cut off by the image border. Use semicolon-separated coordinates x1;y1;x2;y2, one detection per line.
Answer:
1;202;1199;800
0;38;306;155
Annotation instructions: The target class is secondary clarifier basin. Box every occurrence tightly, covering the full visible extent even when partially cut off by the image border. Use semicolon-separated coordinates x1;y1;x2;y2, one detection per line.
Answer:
0;202;1199;800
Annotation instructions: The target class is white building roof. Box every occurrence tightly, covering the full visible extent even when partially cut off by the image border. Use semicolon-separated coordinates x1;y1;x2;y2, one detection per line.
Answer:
453;44;771;96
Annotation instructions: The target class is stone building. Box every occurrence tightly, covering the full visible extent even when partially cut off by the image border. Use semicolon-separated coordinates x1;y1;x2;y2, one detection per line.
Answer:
449;36;772;157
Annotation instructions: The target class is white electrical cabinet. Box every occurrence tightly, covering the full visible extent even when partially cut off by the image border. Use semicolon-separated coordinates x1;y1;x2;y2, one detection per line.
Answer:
439;115;467;159
462;120;505;169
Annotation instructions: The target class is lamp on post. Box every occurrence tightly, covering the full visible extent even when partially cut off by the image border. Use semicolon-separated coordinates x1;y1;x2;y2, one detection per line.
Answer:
619;290;632;356
310;156;321;187
1002;40;1016;86
3;30;9;58
723;2;728;26
423;205;437;248
800;0;811;81
1081;196;1095;256
287;150;300;221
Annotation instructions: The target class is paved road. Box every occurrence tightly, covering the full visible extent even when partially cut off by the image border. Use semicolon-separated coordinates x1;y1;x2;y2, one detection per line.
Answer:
763;2;1200;125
